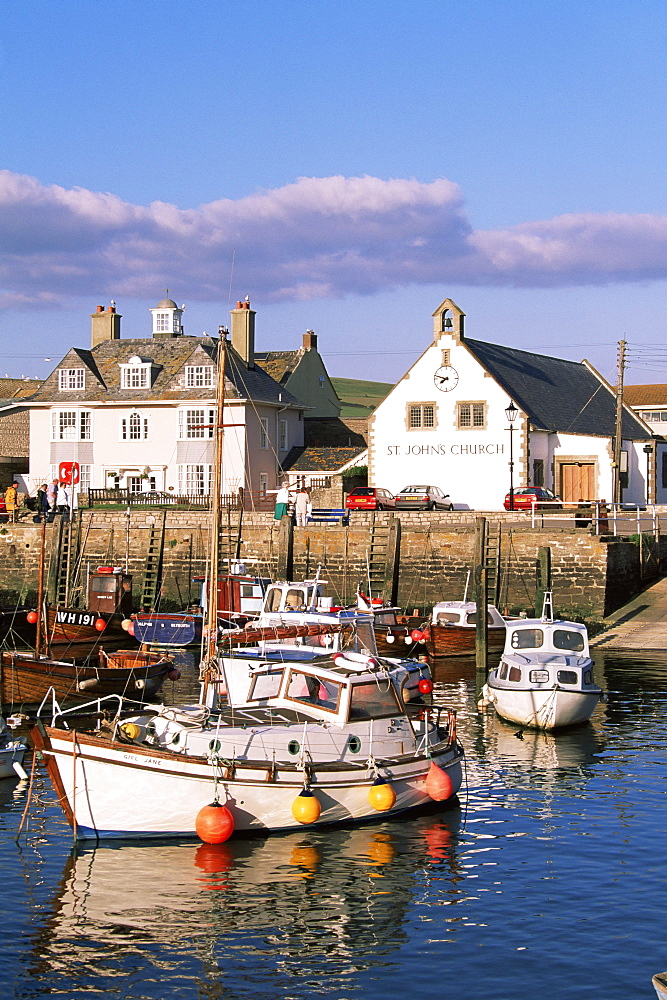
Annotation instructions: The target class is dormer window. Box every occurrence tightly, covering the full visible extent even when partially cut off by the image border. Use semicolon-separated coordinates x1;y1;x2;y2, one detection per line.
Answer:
120;355;152;389
185;365;214;388
59;368;85;391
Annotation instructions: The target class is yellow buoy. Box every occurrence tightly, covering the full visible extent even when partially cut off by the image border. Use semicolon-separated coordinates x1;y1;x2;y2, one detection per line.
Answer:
119;722;142;741
368;777;397;811
291;788;322;824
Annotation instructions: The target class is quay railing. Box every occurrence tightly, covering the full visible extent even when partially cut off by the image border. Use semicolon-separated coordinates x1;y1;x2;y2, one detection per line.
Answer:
526;500;661;538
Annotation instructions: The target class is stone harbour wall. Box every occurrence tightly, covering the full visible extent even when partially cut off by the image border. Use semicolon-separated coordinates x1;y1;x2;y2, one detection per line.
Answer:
0;509;662;618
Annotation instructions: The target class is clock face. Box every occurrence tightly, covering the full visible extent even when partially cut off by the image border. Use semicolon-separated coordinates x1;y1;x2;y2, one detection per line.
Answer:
434;365;459;392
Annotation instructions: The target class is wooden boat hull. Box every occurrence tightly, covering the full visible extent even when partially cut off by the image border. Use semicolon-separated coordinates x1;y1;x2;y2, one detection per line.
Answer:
45;607;129;648
33;725;463;840
422;623;506;658
653;972;667;1000
0;650;173;708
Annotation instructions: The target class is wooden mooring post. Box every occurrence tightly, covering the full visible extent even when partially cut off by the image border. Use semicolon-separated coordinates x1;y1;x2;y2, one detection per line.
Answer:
475;563;489;694
535;546;552;616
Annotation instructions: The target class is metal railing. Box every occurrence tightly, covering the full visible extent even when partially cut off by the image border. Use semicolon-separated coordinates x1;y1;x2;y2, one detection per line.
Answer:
525;500;661;538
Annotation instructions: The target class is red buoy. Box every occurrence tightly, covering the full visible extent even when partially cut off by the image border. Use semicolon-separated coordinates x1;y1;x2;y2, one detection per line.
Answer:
424;761;454;802
26;611;38;624
410;629;425;643
94;618;107;632
167;668;181;681
195;801;235;843
418;678;434;695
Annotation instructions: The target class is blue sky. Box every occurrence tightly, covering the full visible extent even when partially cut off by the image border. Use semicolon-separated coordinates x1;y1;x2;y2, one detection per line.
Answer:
1;0;667;386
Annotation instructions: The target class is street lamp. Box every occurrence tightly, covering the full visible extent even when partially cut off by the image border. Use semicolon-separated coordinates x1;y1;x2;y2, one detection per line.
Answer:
505;401;518;511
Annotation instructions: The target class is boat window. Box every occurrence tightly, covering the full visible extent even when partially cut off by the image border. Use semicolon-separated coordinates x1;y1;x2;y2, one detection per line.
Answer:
285;670;342;712
285;589;306;610
530;669;549;683
465;612;496;626
584;669;593;685
508;666;522;682
437;612;460;624
557;670;578;685
264;588;282;612
348;680;402;720
247;669;284;700
91;576;117;594
240;585;256;597
511;628;544;649
374;612;396;625
499;663;509;680
553;629;585;652
354;621;378;656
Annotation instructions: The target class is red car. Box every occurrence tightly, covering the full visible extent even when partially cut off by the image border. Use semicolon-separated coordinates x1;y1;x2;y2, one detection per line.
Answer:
345;487;396;511
504;487;561;511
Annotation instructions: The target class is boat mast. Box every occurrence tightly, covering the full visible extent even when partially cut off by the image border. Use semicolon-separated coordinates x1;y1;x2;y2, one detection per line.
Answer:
34;516;48;658
203;327;228;665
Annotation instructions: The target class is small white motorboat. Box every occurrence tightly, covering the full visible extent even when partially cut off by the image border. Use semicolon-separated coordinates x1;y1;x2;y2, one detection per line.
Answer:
0;716;28;780
482;593;602;731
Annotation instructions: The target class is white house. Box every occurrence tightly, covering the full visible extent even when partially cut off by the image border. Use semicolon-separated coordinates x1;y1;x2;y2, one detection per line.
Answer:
27;297;305;501
369;298;655;510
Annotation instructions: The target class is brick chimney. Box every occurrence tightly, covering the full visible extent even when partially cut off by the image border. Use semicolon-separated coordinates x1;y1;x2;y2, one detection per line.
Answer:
231;298;255;368
302;329;317;350
91;304;121;348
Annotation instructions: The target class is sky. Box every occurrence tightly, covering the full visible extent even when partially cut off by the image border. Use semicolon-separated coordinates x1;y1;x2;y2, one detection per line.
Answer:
1;0;667;387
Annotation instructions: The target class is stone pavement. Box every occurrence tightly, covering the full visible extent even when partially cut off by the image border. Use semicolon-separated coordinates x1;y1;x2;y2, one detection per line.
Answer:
590;575;667;651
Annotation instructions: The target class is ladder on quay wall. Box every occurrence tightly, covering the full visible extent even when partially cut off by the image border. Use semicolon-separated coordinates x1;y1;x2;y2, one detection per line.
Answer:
218;504;244;573
478;519;502;608
366;514;401;605
139;511;167;612
49;517;82;607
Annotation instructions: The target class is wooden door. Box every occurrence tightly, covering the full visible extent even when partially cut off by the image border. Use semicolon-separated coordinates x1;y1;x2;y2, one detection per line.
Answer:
560;463;595;502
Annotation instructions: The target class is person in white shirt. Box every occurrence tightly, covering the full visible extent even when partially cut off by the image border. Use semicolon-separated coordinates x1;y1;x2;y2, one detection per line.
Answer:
56;482;71;520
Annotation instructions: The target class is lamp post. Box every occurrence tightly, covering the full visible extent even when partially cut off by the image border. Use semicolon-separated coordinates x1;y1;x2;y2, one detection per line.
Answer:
505;401;518;511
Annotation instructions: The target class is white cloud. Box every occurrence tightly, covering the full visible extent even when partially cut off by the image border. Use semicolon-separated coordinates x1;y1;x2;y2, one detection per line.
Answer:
2;169;667;308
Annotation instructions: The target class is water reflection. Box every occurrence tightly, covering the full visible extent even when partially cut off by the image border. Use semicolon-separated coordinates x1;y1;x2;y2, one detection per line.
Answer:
26;810;462;998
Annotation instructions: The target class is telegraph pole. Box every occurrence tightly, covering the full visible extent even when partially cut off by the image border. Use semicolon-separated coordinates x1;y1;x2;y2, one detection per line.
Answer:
612;339;627;506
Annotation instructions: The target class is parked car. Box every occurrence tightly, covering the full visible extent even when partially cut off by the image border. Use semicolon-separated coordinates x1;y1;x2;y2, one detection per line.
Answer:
345;487;396;511
394;485;454;511
504;487;561;511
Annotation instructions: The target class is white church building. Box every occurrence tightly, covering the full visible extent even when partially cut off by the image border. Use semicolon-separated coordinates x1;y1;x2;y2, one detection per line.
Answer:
369;298;656;511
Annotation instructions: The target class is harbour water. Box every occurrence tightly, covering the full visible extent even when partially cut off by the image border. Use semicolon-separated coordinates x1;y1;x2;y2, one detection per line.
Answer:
1;650;665;1000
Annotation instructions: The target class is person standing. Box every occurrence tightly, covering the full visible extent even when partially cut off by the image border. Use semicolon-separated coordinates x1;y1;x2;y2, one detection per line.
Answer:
295;487;310;527
273;482;291;520
4;481;18;523
46;479;58;521
56;481;71;521
36;484;49;523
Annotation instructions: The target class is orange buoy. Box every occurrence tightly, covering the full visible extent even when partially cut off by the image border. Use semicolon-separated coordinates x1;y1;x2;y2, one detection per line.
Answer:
26;611;38;624
424;761;454;802
94;618;107;632
291;788;322;825
195;801;235;843
418;678;434;695
368;777;397;812
194;842;234;875
410;629;424;642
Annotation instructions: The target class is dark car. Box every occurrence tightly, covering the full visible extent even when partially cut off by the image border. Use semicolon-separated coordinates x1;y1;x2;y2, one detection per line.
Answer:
504;487;561;511
345;487;396;511
394;485;454;511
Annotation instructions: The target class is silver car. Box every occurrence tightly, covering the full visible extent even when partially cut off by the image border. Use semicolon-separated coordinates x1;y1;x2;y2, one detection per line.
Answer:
394;485;454;511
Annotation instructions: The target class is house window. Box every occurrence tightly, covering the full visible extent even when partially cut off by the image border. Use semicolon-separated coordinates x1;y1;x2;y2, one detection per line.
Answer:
155;312;171;332
407;403;436;430
127;476;143;494
185;365;213;387
662;453;667;489
78;464;91;492
121;411;148;440
260;417;269;449
457;402;486;429
533;459;544;487
279;419;288;452
178;464;211;495
179;408;215;439
259;473;269;497
642;410;667;422
52;410;92;441
58;368;85;390
121;366;149;389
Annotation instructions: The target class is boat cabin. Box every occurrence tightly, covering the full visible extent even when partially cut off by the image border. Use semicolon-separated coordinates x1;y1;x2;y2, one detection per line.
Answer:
261;578;333;614
87;568;133;617
431;601;506;628
195;569;271;617
503;619;590;658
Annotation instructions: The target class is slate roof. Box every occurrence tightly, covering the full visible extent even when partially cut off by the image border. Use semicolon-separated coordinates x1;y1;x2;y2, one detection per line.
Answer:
28;337;303;407
0;378;42;399
624;384;667;407
464;339;651;440
254;350;302;385
281;446;366;473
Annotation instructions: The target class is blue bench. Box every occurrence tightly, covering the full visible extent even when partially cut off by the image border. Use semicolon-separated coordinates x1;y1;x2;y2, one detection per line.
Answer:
307;508;349;525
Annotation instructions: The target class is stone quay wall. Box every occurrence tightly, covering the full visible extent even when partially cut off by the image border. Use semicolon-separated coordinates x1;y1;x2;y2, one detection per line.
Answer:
0;509;663;618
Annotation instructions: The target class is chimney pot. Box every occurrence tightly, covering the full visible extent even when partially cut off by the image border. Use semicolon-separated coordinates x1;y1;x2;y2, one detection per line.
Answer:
96;305;104;313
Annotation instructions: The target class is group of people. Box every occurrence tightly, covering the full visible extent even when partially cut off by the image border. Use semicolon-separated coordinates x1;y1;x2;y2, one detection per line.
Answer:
3;479;74;524
273;483;311;526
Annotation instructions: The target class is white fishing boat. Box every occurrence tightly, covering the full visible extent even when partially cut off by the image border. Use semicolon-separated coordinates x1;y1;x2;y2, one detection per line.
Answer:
32;647;463;841
0;717;28;780
481;593;602;731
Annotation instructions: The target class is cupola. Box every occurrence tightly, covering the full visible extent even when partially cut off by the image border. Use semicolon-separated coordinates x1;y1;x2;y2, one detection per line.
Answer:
150;295;184;338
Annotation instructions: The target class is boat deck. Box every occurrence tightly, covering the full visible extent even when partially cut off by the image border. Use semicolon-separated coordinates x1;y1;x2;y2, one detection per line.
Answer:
590;576;667;653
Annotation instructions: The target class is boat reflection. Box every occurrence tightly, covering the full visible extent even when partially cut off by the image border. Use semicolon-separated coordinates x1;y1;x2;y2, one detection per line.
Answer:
27;809;462;992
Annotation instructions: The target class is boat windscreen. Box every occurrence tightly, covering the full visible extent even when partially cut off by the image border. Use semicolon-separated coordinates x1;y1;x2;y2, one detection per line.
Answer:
553;629;585;652
247;669;284;700
285;670;343;713
510;628;544;650
348;680;402;720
